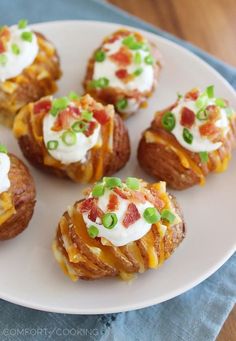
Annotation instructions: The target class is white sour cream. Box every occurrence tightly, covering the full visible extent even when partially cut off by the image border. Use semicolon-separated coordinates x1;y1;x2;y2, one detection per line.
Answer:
43;110;101;165
93;36;154;93
0;153;11;194
172;98;229;153
82;188;156;247
0;25;39;82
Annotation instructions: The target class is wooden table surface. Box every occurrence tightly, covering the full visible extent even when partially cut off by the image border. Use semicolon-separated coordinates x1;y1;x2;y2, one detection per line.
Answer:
108;1;236;340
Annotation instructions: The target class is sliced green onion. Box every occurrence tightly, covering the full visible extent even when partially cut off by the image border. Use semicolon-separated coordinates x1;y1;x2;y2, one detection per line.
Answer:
88;225;99;238
18;19;28;29
144;55;154;65
225;107;234;118
134;52;142;64
143;207;161;224
126;177;140;190
21;31;33;42
92;183;105;197
0;54;7;66
162;112;176;131
95;50;106;62
104;177;122;189
50;97;69;116
61;130;77;146
196;109;208;121
11;43;20;55
196;94;208;109
215;98;226;108
68;91;79;100
47;140;58;150
116;98;128;111
206;85;214;98
0;144;8;153
72;120;87;133
199;151;208;163
122;35;142;50
102;213;118;229
133;67;143;77
98;77;109;88
161;209;175;224
82;111;93;121
177;92;183;100
183;128;193;144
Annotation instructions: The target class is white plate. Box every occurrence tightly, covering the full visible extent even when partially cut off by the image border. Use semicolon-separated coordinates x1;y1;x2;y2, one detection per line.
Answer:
0;20;235;314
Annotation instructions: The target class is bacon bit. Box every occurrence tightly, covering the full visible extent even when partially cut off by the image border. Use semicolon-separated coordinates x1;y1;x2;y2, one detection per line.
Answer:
180;107;195;128
93;109;110;125
199;122;221;137
0;27;10;53
88;204;103;222
106;35;119;44
185;88;200;101
134;32;143;42
51;109;71;131
79;198;96;213
128;190;146;204
145;190;165;210
113;187;128;199
123;203;141;228
110;46;132;67
205;105;220;122
107;193;119;211
68;105;80;117
84;121;97;137
33;99;52;114
115;68;128;79
0;41;5;53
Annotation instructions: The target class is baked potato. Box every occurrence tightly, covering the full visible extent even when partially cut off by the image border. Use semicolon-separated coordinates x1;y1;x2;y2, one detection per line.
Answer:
52;176;185;281
0;145;36;240
83;29;162;118
0;20;61;128
13;93;130;182
138;86;236;190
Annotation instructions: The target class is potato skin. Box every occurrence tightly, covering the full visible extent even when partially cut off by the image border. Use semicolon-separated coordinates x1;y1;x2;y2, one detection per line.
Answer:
0;32;61;128
0;154;36;240
138;109;236;190
54;194;185;281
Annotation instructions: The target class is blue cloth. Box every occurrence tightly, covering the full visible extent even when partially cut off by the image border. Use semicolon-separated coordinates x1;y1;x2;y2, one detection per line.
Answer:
0;0;235;340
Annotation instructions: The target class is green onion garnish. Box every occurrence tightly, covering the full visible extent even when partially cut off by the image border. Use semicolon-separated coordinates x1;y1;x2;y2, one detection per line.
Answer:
122;35;143;50
199;151;208;163
98;77;109;88
88;225;99;238
183;128;193;144
177;92;183;100
144;55;154;65
161;209;175;224
143;207;161;224
225;107;234;118
196;94;208;109
0;144;8;153
71;120;87;133
21;31;33;42
68;91;79;100
92;183;105;197
196;109;208;121
95;50;106;62
0;54;7;66
161;112;176;131
134;52;142;64
215;98;226;108
133;67;143;77
61;130;77;146
50;97;69;116
206;85;214;98
47;140;59;150
102;213;118;229
18;19;28;29
126;177;140;190
116;98;128;111
82;111;93;121
11;43;20;55
104;177;122;189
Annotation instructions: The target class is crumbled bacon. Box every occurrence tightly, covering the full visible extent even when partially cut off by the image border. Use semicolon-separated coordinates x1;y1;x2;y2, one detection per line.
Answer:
205;105;220;122
84;121;97;137
68;105;80;117
128;190;146;204
113;187;128;199
185;88;200;101
145;190;165;210
88;204;103;222
51;109;71;131
107;193;119;211
109;46;132;67
93;109;110;125
0;27;10;53
180;107;195;128
115;69;128;79
33;99;52;114
79;198;96;213
123;203;141;228
199;122;221;138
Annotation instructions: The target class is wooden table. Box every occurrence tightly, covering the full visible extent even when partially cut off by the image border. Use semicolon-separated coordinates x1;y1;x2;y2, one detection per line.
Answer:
108;1;236;340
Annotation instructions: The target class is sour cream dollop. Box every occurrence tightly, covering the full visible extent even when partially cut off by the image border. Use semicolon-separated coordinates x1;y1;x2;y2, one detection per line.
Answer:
0;24;39;81
0;152;11;194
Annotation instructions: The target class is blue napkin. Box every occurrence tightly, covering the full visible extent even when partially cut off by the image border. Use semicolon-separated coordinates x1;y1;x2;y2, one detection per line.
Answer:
0;1;235;340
